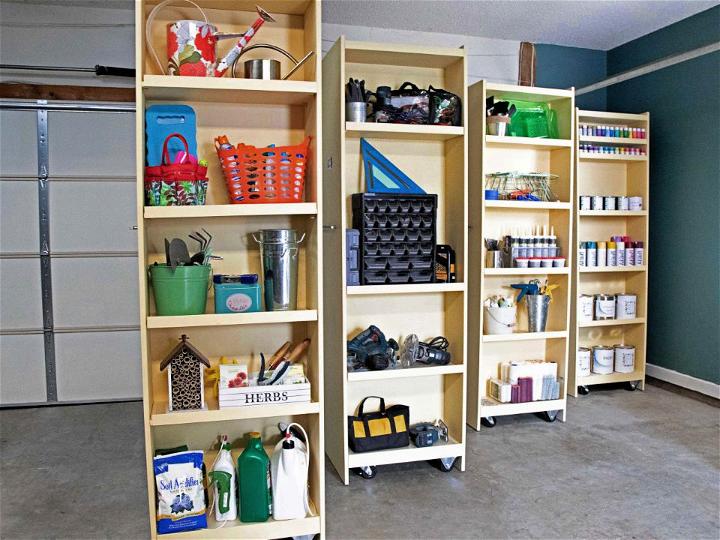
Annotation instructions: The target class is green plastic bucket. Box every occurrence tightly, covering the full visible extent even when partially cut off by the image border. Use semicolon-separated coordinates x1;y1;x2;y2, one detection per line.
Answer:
149;264;210;316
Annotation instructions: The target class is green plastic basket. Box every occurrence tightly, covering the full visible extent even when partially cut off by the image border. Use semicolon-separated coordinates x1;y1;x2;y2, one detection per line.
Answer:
149;264;210;316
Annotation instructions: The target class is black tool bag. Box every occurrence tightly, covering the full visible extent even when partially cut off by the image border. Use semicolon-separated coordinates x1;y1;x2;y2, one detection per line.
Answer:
347;396;410;453
429;86;462;126
375;82;429;124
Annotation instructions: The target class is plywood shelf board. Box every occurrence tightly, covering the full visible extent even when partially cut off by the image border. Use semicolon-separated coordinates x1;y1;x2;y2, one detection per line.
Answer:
347;438;463;468
579;153;647;162
485;135;572;149
579;136;646;145
577;370;644;386
482;331;568;342
146;310;318;329
484;201;571;210
144;203;318;219
347;363;464;382
578;317;646;328
579;266;646;273
480;397;566;417
578;210;647;217
150;399;321;426
346;283;465;295
483;267;570;276
345;122;464;140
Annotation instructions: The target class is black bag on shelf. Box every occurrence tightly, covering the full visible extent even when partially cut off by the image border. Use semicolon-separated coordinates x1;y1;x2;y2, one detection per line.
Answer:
429;85;462;126
375;82;429;124
347;396;410;453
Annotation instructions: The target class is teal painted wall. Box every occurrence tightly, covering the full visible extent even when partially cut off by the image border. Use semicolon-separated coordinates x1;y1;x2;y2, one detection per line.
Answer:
535;44;607;110
606;6;720;384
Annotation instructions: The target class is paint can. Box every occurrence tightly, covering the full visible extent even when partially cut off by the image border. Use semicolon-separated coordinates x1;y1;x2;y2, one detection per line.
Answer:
594;294;616;320
618;196;629;210
591;195;603;210
579;196;591;210
592;346;614;374
614;344;635;373
629;196;643;211
615;293;637;319
578;294;594;322
603;196;617;210
577;347;591;377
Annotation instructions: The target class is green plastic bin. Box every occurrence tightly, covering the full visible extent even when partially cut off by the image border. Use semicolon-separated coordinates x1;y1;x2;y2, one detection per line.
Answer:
149;264;210;316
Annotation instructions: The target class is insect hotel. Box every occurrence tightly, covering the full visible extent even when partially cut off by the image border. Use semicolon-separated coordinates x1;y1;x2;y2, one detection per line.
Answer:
160;335;211;412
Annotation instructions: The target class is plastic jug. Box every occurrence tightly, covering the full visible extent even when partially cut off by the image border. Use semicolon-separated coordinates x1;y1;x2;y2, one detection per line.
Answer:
237;432;272;522
271;423;312;520
209;436;237;522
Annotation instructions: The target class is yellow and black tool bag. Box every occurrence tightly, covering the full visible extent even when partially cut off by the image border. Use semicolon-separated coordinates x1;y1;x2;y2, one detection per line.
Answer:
347;396;410;453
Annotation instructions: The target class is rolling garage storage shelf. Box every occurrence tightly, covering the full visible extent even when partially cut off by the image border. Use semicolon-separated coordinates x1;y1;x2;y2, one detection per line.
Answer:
322;38;468;484
467;82;575;430
569;110;649;396
136;1;324;538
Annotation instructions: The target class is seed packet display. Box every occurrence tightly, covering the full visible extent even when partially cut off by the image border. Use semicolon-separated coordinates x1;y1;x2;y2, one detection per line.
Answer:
154;450;207;534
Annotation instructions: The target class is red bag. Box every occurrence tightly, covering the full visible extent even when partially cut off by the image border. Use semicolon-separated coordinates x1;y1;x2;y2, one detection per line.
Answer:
145;133;208;206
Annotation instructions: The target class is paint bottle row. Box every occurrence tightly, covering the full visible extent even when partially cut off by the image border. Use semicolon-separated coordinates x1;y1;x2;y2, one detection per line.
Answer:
578;344;636;376
578;124;646;139
579;144;646;156
578;236;644;267
579;195;643;211
577;292;637;322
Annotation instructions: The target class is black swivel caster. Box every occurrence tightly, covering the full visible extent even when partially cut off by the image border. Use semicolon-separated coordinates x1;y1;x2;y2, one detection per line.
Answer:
481;416;496;428
578;385;590;395
626;381;639;391
540;410;559;423
433;457;456;472
353;466;376;479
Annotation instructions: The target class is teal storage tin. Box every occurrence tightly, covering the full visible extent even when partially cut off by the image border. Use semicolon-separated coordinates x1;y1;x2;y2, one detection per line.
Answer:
214;282;262;313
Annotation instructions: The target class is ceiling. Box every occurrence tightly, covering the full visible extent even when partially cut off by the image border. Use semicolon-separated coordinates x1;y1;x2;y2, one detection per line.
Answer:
323;0;718;50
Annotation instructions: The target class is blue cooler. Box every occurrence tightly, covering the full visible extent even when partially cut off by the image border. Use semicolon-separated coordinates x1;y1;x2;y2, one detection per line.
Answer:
213;275;262;313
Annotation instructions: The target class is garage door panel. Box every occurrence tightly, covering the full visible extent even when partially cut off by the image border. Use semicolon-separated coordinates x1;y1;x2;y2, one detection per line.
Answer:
0;259;43;330
0;334;47;404
55;331;141;401
52;257;139;327
1;181;38;253
50;181;137;252
0;110;37;176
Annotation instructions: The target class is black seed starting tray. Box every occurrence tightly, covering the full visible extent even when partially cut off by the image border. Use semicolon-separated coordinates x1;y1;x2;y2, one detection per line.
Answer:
352;193;437;285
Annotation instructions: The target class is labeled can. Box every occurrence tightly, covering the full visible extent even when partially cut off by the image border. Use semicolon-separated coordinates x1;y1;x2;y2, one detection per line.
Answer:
578;294;594;322
614;344;635;373
579;196;591;210
618;196;629;210
591;195;604;210
528;258;541;268
515;257;529;268
607;242;617;266
629;196;643;211
615;293;637;319
604;196;617;211
577;347;591;377
594;294;616;320
592;346;614;374
540;258;553;268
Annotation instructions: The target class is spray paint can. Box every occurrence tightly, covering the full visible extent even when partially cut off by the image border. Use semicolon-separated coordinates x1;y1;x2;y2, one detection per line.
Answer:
592;346;614;374
614;345;635;373
577;347;591;377
597;241;607;267
618;196;629;210
615;238;625;266
580;196;591;210
578;242;587;267
586;241;597;267
607;241;617;266
578;294;594;322
591;195;603;210
635;241;644;266
615;293;637;319
594;294;616;320
624;236;634;266
604;196;617;211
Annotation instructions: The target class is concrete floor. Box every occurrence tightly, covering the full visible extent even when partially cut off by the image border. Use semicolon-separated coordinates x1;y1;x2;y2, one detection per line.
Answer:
1;383;718;539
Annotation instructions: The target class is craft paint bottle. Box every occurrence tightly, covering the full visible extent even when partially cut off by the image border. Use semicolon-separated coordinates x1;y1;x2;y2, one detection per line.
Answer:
518;236;528;260
597;241;607;267
578;242;587;267
607;241;617;266
635;241;644;266
586;241;597;267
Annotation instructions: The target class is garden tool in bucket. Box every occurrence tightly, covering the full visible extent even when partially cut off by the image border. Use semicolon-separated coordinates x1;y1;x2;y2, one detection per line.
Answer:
253;229;305;311
231;44;314;80
146;0;275;77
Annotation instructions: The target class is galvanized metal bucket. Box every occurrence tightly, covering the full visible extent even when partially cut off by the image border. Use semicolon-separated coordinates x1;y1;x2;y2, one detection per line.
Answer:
526;294;550;332
253;229;305;311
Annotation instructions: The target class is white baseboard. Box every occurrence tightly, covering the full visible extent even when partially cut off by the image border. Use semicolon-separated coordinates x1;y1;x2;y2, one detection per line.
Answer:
646;364;720;399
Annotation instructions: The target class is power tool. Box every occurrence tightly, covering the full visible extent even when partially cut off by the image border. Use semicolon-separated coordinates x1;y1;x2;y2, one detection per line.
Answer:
347;325;398;371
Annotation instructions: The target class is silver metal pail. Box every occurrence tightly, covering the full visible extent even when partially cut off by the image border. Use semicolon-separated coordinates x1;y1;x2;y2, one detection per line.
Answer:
526;294;551;332
253;229;305;311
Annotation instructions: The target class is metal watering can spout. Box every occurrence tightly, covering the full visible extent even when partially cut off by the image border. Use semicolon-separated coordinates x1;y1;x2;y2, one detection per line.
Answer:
214;6;276;77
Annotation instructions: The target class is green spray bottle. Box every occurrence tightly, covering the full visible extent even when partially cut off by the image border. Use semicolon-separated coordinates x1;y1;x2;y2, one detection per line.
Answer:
238;431;272;522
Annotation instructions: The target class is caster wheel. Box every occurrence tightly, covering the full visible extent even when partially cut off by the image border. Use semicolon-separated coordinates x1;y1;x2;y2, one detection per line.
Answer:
626;381;639;391
541;410;559;423
481;416;496;428
353;466;376;479
434;457;456;472
578;385;590;395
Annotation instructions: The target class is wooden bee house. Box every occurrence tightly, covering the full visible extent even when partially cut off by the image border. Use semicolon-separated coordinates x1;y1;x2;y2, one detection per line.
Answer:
160;334;211;412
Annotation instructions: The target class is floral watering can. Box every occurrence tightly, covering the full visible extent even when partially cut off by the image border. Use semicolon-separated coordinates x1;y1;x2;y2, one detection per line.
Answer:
146;0;275;77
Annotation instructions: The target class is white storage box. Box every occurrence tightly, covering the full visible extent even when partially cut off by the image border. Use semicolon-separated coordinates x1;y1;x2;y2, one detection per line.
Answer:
219;382;311;408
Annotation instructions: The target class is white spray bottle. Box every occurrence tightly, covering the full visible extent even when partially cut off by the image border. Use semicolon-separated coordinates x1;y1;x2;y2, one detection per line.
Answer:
209;435;237;522
271;422;311;520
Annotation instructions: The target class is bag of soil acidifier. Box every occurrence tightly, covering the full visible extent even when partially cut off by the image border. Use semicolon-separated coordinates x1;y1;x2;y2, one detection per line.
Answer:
154;451;207;534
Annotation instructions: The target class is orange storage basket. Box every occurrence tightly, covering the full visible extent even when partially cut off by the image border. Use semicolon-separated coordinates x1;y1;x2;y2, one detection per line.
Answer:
215;136;311;204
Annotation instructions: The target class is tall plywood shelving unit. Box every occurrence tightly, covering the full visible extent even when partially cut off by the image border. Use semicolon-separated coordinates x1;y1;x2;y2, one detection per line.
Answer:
322;38;468;484
569;110;649;396
467;82;575;430
136;1;324;537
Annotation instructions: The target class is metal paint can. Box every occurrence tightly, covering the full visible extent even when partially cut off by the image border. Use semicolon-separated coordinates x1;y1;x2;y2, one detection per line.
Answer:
579;195;591;210
615;293;637;319
591;195;604;210
594;294;616;320
577;347;591;377
578;294;594;322
592;346;614;374
629;196;643;211
614;344;635;373
603;196;617;210
618;196;629;210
